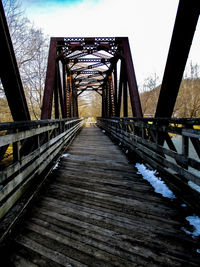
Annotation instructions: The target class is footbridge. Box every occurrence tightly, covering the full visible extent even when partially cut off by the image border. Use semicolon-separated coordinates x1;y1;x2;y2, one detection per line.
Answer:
0;0;200;266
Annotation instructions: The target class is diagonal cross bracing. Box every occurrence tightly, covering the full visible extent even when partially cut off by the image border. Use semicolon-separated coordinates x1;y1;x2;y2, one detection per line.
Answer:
41;37;143;119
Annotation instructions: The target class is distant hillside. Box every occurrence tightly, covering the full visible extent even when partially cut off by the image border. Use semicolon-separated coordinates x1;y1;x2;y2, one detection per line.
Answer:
140;78;200;118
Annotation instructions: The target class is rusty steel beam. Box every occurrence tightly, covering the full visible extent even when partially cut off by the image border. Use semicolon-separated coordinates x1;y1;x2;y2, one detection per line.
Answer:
101;86;106;117
71;71;104;75
66;75;72;117
105;81;109;118
54;82;59;119
41;38;57;119
62;63;67;117
119;37;143;117
155;0;200;118
123;80;128;117
113;63;118;116
116;60;124;117
42;36;143;119
0;1;30;121
57;62;65;118
71;80;78;117
68;58;110;63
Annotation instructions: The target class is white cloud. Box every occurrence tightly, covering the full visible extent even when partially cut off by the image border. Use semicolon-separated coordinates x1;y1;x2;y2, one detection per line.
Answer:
23;0;200;87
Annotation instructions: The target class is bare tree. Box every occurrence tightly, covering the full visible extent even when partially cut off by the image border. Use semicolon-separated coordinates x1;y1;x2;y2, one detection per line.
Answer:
1;0;49;120
174;61;200;118
140;73;160;116
21;31;48;119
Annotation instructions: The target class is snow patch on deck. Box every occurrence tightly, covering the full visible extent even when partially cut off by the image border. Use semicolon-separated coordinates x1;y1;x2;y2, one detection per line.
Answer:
62;153;70;158
135;163;176;199
182;216;200;238
53;161;59;170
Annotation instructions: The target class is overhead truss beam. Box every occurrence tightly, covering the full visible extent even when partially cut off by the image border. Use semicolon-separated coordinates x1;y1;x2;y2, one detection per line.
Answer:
41;37;143;119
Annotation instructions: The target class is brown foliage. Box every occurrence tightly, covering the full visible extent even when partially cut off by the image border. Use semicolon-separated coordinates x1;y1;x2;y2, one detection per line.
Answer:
140;78;200;118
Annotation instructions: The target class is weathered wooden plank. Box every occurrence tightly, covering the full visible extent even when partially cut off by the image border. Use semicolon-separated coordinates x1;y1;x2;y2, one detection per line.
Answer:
9;253;38;267
0;122;82;219
27;215;195;266
0;125;57;147
59;161;138;176
15;234;87;267
4;127;200;266
46;183;174;215
0;118;82;131
43;188;175;224
30;207;198;265
53;175;165;201
37;197;179;236
106;125;200;185
0;121;82;183
24;222;144;266
0;124;78;203
38;190;179;228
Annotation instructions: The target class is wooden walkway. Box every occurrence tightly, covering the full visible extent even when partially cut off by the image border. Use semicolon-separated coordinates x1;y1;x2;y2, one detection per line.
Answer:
4;127;200;266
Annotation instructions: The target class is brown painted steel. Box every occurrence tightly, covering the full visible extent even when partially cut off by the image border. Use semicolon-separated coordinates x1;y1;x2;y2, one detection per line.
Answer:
41;38;57;119
41;37;143;119
123;80;128;117
119;37;143;118
155;0;200;118
113;64;118;116
0;2;30;121
116;60;124;117
57;62;66;118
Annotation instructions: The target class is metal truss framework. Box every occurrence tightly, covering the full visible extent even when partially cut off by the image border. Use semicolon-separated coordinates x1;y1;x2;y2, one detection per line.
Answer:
41;37;143;119
41;0;200;120
0;0;199;122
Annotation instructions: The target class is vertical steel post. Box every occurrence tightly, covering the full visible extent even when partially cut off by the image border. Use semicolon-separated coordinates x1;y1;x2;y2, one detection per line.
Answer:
72;81;78;117
113;63;118;116
54;69;59;119
62;62;67;117
105;80;109;118
123;80;128;117
71;80;75;117
41;38;57;119
57;62;65;118
108;74;116;117
155;0;200;118
120;37;143;118
76;94;79;118
116;60;124;117
67;75;72;118
101;86;106;117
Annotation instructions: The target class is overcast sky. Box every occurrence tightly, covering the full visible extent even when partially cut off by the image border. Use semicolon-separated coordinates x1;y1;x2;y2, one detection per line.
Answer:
21;0;200;87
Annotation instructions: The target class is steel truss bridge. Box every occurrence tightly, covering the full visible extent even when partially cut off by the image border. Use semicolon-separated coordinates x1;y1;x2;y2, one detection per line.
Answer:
0;0;200;265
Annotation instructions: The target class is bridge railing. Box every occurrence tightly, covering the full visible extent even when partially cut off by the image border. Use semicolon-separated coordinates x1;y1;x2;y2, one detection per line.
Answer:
0;118;83;223
97;117;200;203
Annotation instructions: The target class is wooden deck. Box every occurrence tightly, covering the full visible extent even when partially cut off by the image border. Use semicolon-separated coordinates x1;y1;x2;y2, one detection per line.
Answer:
4;127;200;266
